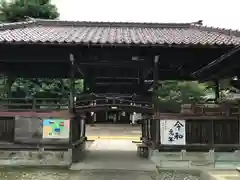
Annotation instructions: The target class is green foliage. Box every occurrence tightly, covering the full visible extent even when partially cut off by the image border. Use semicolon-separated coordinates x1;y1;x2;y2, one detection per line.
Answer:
0;0;64;98
11;78;84;98
0;0;59;22
156;81;209;112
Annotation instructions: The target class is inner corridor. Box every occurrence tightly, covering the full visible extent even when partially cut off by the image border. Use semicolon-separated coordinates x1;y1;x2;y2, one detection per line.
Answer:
86;124;142;141
70;124;157;178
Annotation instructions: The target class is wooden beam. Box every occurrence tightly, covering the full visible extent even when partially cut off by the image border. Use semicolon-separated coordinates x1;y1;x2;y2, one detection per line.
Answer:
96;77;138;80
76;64;84;77
78;61;148;68
0;110;71;118
192;45;240;77
95;82;133;85
142;68;153;80
152;113;238;120
199;62;240;80
0;59;68;62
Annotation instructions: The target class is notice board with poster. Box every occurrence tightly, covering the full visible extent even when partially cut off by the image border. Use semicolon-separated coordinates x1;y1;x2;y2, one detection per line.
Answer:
160;119;186;145
42;119;70;139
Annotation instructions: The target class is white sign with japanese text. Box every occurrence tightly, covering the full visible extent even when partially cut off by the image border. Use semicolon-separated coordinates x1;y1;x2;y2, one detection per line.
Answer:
160;119;186;145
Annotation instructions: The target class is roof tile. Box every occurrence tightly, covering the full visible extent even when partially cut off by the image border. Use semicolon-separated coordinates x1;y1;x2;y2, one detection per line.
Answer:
0;19;239;46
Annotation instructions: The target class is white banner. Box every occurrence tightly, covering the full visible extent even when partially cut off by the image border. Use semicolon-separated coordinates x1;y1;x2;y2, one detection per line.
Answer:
160;119;186;145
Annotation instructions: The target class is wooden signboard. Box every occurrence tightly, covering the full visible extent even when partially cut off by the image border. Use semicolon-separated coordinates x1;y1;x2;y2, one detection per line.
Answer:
160;119;186;145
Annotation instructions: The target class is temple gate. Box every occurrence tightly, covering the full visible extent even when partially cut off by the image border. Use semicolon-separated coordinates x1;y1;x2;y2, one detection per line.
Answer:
0;19;239;166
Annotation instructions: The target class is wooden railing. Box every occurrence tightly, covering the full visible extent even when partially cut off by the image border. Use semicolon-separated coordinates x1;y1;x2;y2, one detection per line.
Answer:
76;93;152;108
0;93;153;112
0;97;69;111
181;103;240;116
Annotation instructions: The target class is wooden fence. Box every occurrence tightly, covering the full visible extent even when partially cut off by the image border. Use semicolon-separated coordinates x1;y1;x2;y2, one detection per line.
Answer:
141;116;240;152
0;117;15;142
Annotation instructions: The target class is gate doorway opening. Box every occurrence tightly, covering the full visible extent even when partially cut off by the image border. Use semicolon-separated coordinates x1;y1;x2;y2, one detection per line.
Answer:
86;111;141;125
71;123;155;171
86;123;141;141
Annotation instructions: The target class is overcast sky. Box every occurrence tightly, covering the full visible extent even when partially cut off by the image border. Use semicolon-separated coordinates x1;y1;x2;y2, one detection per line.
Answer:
52;0;240;30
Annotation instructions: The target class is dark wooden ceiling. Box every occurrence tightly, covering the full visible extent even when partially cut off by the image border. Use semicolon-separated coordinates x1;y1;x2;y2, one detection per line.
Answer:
0;44;238;93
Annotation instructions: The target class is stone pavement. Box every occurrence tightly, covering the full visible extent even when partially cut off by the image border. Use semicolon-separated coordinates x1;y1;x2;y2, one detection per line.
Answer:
201;169;240;180
73;125;158;178
86;124;141;140
70;139;156;171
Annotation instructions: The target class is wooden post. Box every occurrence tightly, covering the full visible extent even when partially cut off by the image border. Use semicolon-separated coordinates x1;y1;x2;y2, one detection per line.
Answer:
79;113;86;161
141;115;146;140
90;100;96;126
71;114;85;163
210;119;215;148
153;55;160;148
214;80;220;103
92;112;96;126
83;78;87;92
69;53;75;147
69;53;75;113
80;113;86;137
73;113;86;162
68;53;79;163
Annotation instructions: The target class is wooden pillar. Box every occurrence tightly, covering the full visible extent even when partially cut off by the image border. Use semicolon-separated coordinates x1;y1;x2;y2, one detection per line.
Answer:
68;53;81;163
71;114;86;163
153;55;160;148
69;53;75;113
92;112;96;126
214;80;220;102
141;114;148;141
238;100;240;145
90;100;96;126
83;77;88;93
69;53;76;146
88;77;94;93
78;113;86;161
138;72;145;94
80;113;86;137
83;77;90;124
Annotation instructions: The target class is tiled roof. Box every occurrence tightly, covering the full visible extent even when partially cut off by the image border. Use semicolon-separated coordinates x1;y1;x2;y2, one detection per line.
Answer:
0;19;239;46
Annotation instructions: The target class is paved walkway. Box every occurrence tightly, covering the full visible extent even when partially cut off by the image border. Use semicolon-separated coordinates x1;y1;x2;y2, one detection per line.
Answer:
203;170;240;180
70;139;156;171
71;124;157;179
86;124;141;140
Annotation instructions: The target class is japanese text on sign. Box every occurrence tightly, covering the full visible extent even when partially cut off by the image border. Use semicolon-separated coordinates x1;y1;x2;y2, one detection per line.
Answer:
160;119;186;145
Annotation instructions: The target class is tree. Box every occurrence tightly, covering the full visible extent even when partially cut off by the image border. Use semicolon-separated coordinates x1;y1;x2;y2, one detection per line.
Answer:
11;78;83;98
156;81;209;112
0;0;63;99
0;0;59;22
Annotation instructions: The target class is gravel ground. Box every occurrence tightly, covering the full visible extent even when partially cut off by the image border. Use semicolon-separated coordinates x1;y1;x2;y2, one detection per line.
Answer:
0;168;156;180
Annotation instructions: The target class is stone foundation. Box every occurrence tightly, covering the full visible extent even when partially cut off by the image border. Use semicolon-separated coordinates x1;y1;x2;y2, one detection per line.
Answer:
150;149;240;169
0;150;71;167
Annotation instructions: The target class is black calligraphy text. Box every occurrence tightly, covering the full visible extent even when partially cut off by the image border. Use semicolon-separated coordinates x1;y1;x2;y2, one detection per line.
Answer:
168;128;183;142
